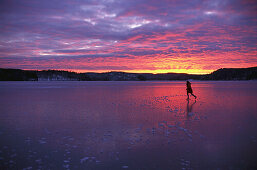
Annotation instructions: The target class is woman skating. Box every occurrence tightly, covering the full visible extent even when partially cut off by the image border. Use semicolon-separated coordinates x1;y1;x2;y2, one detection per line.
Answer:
186;81;197;100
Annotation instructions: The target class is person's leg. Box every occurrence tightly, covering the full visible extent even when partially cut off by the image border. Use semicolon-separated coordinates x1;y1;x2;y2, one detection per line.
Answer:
187;92;189;99
191;93;197;99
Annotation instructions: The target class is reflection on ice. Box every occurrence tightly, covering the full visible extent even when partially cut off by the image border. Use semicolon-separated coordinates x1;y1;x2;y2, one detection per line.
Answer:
0;81;257;169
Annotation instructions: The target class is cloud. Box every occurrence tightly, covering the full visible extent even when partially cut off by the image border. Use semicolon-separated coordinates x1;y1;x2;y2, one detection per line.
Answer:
0;0;256;74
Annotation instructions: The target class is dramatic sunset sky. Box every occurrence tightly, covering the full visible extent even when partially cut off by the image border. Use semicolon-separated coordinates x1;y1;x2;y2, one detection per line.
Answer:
0;0;256;74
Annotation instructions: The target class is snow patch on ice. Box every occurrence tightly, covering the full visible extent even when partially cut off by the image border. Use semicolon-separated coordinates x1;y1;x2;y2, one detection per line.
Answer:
38;138;46;144
80;157;89;163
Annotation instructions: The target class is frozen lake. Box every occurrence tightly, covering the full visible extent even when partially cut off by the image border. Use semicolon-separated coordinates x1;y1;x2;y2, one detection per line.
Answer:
0;81;257;169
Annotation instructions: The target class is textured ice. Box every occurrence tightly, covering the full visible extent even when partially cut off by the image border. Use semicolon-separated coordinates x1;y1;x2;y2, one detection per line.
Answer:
10;154;17;158
35;159;42;164
80;157;89;164
0;81;257;169
63;164;69;169
38;139;46;144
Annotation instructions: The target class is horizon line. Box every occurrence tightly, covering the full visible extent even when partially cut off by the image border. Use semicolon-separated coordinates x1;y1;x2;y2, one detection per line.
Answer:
1;66;257;75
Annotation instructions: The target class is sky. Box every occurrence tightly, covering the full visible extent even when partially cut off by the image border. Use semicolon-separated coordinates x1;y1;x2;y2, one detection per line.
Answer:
0;0;256;74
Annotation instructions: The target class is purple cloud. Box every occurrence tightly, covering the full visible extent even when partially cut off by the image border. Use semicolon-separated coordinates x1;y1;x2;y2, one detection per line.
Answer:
0;0;256;73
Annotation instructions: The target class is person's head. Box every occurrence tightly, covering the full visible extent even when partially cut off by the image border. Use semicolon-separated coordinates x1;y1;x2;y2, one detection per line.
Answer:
186;80;190;84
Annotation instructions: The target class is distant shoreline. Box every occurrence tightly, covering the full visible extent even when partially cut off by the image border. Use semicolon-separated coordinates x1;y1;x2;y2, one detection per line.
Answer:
1;67;257;81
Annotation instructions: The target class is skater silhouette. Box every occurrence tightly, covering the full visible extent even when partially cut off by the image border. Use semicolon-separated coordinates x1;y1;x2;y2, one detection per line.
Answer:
186;81;197;100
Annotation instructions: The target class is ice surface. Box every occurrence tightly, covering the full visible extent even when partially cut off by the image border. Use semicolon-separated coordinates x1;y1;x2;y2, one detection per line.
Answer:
0;81;257;169
22;166;32;170
80;157;89;164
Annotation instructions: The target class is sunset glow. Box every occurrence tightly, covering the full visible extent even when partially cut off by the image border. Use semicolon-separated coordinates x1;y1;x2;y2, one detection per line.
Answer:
0;0;256;74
